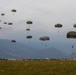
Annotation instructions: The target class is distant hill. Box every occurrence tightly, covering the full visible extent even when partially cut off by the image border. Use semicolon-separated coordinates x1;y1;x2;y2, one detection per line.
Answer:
0;39;38;59
0;39;68;59
30;47;67;59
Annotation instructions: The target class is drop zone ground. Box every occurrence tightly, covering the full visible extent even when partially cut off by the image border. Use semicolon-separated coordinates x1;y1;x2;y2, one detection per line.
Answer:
0;60;76;75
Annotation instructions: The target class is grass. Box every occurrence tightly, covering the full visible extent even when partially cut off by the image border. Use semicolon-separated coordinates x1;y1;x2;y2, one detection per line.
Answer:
0;60;76;75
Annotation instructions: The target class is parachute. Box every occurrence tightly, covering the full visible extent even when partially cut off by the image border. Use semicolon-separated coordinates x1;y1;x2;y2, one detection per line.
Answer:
11;9;17;15
26;28;30;31
0;27;1;29
55;23;63;28
26;35;32;45
73;24;76;28
26;21;33;24
8;22;13;25
26;35;32;39
66;31;76;38
4;22;7;24
11;40;16;43
1;13;5;16
39;36;50;41
39;36;50;47
66;31;76;50
54;23;63;35
11;9;17;12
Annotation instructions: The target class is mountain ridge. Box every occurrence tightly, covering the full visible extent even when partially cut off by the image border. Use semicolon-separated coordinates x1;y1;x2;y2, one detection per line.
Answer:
0;39;68;59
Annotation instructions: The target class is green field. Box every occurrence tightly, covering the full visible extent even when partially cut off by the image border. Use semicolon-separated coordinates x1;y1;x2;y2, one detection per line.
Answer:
0;60;76;75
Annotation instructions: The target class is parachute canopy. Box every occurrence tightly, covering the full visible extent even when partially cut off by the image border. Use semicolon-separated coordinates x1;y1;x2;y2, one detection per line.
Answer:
11;40;16;43
55;23;63;28
26;28;30;31
4;22;7;24
39;36;50;41
8;22;13;25
1;13;5;16
26;21;33;24
66;31;76;38
0;27;1;29
11;9;17;12
73;24;76;28
26;35;32;39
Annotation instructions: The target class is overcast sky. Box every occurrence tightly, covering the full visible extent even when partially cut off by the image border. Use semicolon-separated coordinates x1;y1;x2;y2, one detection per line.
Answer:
0;0;76;53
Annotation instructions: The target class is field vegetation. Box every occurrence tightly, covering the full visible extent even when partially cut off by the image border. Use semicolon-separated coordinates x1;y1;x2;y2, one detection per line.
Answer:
0;60;76;75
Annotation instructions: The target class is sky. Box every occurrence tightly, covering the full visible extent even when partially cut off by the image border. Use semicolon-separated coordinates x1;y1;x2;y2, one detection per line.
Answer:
0;0;76;53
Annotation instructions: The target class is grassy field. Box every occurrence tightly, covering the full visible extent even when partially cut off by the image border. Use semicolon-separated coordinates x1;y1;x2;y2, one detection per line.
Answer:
0;60;76;75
